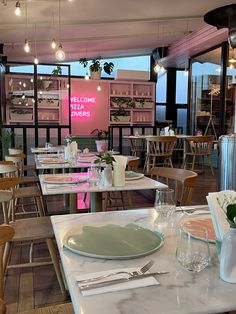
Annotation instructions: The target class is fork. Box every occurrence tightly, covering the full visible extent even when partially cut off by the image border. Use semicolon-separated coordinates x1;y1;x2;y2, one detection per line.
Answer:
77;260;154;284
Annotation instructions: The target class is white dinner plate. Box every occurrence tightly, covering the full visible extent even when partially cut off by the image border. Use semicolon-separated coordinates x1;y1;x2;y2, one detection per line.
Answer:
63;223;164;259
125;171;144;181
39;158;68;164
78;157;97;163
43;175;87;184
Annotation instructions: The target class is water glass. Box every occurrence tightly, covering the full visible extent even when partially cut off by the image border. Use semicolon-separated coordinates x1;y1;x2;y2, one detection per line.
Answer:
154;189;175;219
176;224;211;272
87;166;101;187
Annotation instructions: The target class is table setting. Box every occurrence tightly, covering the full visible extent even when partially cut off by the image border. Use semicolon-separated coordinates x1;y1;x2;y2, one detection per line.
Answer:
51;206;236;314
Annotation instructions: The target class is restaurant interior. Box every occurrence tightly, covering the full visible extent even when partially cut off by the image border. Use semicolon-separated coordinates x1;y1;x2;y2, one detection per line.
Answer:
0;1;236;313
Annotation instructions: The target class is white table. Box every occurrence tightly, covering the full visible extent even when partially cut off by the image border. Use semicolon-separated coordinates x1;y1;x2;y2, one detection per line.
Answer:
39;173;167;213
51;208;236;314
31;146;65;154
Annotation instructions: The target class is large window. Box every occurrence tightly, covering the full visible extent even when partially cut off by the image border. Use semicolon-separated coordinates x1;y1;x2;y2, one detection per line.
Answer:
190;47;222;137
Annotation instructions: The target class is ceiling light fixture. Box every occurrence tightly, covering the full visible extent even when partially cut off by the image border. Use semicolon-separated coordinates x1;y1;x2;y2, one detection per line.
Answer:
24;1;30;53
97;83;101;91
204;4;236;58
229;58;236;63
51;38;56;49
55;0;65;61
33;24;39;64
24;39;30;53
15;0;21;16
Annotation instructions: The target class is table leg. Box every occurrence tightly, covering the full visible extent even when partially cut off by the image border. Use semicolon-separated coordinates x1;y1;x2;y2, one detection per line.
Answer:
69;194;77;214
90;192;103;212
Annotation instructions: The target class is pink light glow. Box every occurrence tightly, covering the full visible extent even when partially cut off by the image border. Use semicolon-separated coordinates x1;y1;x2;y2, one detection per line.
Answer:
70;96;96;119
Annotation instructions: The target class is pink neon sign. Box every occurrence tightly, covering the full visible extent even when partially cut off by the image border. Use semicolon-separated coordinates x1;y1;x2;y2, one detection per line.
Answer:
70;96;96;119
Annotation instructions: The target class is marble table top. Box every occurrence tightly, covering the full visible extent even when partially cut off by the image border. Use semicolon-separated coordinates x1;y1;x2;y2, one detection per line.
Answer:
39;173;167;195
51;208;236;314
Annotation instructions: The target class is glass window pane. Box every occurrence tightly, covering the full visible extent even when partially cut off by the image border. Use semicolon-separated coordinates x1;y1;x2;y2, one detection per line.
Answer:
176;70;188;104
156;72;167;103
177;108;187;134
190;47;221;137
156;105;166;121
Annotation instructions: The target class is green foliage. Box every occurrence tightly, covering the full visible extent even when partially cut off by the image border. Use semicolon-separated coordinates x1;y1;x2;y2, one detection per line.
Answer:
94;151;116;165
79;57;114;75
226;204;236;228
91;129;108;140
51;66;62;76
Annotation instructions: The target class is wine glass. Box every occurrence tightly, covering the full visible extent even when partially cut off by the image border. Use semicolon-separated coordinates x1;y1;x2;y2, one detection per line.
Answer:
176;224;211;272
154;189;176;235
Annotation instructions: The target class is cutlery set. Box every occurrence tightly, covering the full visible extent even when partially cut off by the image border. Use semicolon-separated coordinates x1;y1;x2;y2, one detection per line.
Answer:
77;260;169;291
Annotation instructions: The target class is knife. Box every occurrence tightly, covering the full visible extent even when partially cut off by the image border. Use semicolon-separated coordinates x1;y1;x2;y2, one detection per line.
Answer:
78;272;169;291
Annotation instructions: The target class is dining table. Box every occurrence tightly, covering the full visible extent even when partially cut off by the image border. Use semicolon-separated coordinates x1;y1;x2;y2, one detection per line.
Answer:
50;207;236;314
39;172;167;213
31;145;65;154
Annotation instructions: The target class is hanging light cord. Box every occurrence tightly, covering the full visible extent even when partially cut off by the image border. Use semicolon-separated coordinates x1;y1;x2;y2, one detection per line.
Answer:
58;0;61;43
34;23;37;56
25;0;28;38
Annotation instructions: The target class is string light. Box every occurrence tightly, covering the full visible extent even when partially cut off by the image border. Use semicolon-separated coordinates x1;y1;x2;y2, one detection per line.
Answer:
15;1;21;16
34;56;39;64
85;72;89;80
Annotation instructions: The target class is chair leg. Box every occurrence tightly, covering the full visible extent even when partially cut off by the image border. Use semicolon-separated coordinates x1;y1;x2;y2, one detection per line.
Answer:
208;156;214;176
127;191;133;208
46;238;67;300
191;155;196;171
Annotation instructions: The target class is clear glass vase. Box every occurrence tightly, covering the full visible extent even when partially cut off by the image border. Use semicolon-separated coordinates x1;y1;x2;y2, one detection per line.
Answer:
220;227;236;283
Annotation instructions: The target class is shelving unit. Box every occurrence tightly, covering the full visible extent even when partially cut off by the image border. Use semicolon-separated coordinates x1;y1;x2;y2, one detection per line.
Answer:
109;81;155;126
5;74;66;125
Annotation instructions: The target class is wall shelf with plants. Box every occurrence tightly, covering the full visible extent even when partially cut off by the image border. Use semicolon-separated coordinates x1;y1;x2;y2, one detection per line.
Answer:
109;80;155;126
5;68;66;125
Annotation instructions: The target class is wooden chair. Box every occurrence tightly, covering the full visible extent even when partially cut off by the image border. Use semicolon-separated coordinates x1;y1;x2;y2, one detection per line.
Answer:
0;297;73;314
8;147;37;176
0;164;44;221
0;225;72;313
143;136;177;174
151;167;198;206
0;184;67;300
183;135;215;176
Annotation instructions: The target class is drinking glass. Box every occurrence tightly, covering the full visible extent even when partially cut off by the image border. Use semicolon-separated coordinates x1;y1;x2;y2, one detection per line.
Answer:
154;189;175;219
176;224;211;272
87;166;101;187
154;189;176;235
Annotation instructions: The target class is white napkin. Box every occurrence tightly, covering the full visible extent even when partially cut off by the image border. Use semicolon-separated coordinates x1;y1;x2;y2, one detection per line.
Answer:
76;267;159;296
206;190;235;241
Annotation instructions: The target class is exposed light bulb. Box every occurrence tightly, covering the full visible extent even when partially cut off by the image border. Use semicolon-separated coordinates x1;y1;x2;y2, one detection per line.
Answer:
22;93;25;99
85;72;89;80
55;43;65;61
30;78;34;83
34;56;39;64
160;65;166;73
97;83;101;91
19;81;22;85
154;63;161;73
67;83;70;89
23;82;26;87
39;90;42;95
184;68;189;76
24;39;30;53
229;63;234;69
51;39;56;49
15;1;21;16
40;76;43;80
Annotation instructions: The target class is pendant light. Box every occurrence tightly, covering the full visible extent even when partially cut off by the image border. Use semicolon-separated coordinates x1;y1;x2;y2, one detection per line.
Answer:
24;1;30;53
15;0;21;16
51;13;57;49
84;47;89;80
33;24;39;64
97;83;101;91
55;0;65;61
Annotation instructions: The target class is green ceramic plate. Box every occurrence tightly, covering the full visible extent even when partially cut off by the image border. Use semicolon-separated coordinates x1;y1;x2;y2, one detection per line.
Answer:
125;171;144;181
63;223;164;259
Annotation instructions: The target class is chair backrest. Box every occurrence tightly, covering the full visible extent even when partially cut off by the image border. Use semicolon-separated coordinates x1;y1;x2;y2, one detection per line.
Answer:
8;148;23;155
0;164;19;178
146;136;177;157
129;137;146;155
0;182;16;224
151;167;198;206
0;225;15;299
0;298;6;314
185;135;214;155
127;157;140;171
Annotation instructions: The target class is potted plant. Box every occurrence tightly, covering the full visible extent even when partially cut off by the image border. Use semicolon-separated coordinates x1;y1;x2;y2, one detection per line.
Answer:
10;108;33;121
94;150;115;187
0;121;12;158
91;128;109;152
79;57;114;79
111;107;131;122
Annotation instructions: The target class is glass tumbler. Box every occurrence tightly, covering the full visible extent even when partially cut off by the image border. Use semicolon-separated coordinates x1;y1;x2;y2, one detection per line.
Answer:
176;224;211;272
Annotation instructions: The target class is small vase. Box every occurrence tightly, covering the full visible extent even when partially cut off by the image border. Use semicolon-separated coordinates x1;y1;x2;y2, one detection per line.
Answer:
103;164;112;187
220;227;236;283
